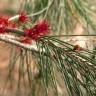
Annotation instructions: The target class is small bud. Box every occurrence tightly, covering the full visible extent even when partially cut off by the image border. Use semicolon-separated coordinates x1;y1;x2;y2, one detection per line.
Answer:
19;12;28;23
73;45;81;51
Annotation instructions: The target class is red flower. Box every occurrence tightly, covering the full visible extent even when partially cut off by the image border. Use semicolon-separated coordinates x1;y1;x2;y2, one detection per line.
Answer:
24;28;31;36
19;12;28;23
0;16;9;33
0;16;17;29
0;25;6;33
20;37;32;44
24;20;49;40
73;45;81;51
36;20;49;35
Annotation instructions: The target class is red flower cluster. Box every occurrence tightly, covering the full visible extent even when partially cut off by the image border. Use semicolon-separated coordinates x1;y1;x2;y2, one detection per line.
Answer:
0;13;50;45
24;20;49;40
19;12;28;23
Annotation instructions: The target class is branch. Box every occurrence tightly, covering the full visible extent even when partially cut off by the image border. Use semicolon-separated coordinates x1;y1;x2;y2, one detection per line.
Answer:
48;34;96;37
0;34;37;51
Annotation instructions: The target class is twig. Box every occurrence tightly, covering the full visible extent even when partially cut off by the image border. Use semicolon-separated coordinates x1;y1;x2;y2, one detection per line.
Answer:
47;34;96;37
8;6;48;21
6;28;96;37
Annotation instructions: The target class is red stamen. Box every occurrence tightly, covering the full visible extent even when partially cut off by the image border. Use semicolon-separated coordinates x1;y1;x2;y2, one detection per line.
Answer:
19;12;28;23
24;20;49;40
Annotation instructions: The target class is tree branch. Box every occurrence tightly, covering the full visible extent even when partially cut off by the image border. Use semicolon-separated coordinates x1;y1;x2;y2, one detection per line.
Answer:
0;34;37;51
